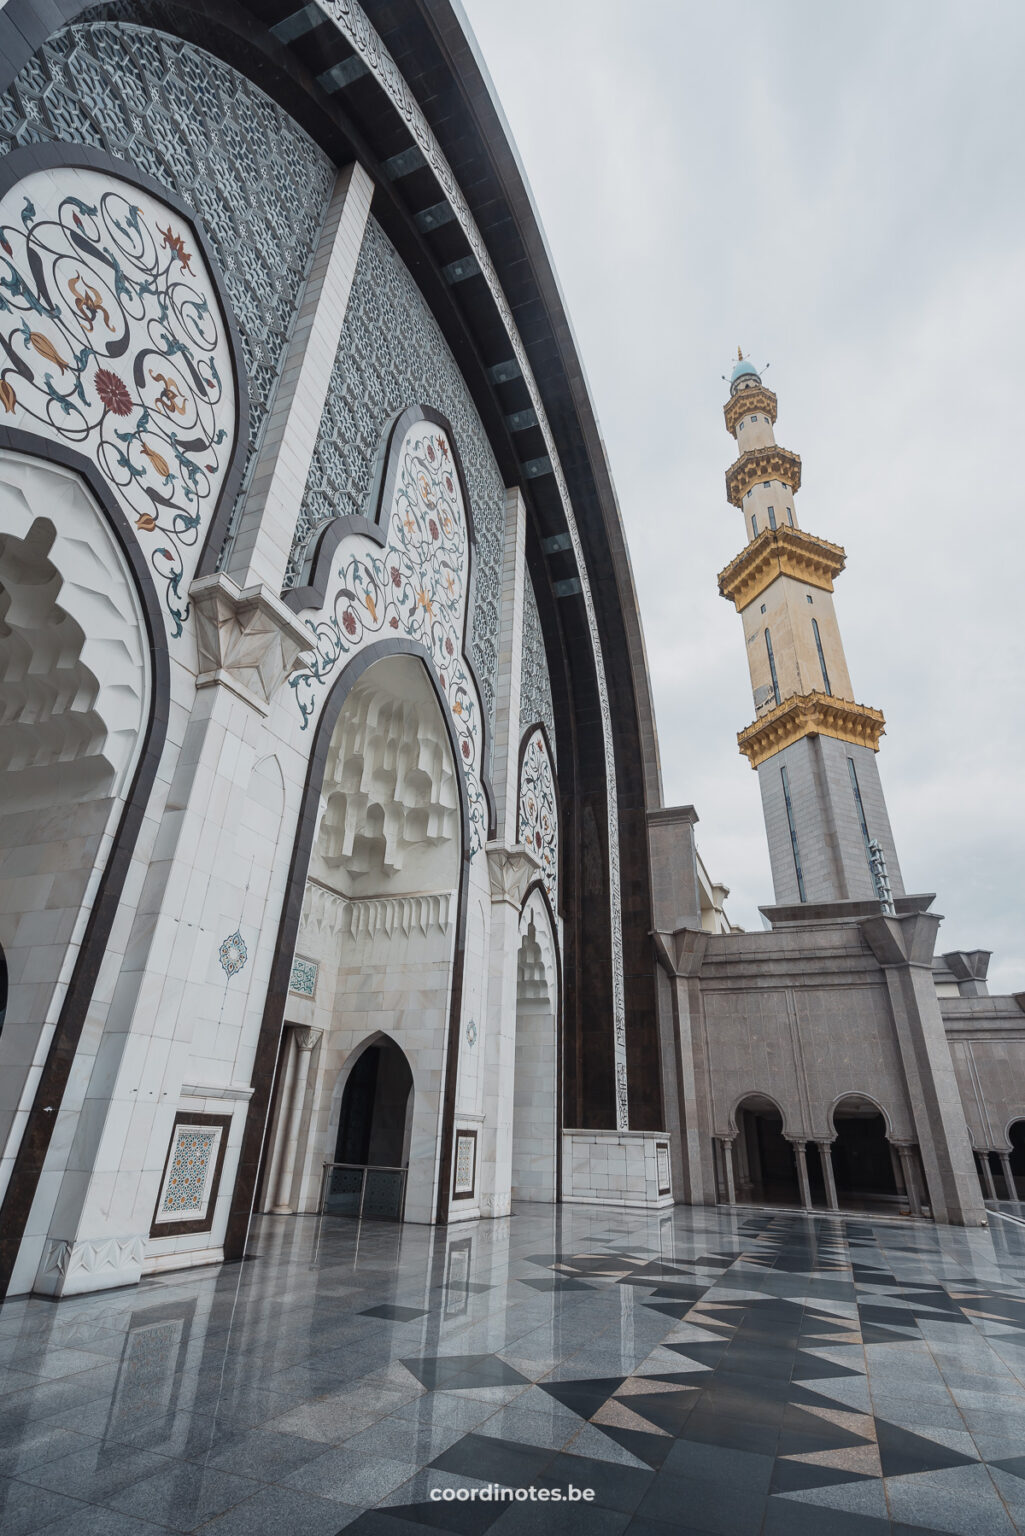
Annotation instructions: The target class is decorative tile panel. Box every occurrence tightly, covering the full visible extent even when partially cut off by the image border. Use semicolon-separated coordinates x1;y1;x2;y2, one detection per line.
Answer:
290;420;487;852
289;955;318;998
154;1123;222;1223
217;930;247;978
287;218;505;734
453;1130;477;1199
0;167;236;636
518;727;558;910
520;574;556;764
0;23;335;549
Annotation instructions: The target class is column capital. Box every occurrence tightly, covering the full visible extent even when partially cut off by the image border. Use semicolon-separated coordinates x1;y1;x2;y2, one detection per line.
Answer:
190;572;312;712
485;842;540;908
292;1027;322;1055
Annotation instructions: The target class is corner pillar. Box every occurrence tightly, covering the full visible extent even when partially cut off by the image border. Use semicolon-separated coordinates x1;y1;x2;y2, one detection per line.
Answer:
862;911;986;1225
271;1028;322;1214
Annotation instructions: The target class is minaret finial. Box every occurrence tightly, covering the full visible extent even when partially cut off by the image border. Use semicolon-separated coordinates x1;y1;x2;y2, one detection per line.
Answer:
737;345;744;361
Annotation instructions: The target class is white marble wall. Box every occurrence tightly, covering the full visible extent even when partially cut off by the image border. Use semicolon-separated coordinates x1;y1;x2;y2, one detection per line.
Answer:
562;1130;674;1209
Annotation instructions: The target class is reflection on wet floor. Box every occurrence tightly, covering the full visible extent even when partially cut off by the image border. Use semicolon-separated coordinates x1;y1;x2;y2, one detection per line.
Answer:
2;1203;1025;1534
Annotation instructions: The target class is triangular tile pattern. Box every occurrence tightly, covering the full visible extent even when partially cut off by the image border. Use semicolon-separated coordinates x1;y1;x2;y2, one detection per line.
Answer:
371;1213;1025;1536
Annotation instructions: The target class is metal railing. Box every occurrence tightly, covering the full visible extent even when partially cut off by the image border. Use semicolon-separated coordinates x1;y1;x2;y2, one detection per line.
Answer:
318;1161;408;1222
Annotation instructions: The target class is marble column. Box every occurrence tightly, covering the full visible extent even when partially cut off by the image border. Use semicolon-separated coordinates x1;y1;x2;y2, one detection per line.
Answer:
817;1140;839;1210
999;1152;1016;1201
271;1028;322;1214
718;1137;736;1204
791;1139;813;1211
979;1152;998;1204
893;1141;923;1215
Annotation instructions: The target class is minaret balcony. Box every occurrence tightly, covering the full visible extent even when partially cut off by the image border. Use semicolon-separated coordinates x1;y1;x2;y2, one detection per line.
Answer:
737;691;886;768
723;383;778;438
725;444;802;506
718;525;846;611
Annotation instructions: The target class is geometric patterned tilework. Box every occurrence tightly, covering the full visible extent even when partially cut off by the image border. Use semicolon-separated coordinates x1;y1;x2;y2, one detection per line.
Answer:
155;1124;221;1222
0;24;335;544
289;955;319;998
519;572;556;764
287;219;507;738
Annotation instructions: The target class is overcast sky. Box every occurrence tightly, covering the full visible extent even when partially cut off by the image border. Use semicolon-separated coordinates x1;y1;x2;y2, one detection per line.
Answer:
461;0;1025;991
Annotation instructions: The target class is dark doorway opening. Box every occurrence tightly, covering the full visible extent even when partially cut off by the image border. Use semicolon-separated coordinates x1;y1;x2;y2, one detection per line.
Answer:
831;1097;900;1211
329;1039;413;1219
734;1095;801;1206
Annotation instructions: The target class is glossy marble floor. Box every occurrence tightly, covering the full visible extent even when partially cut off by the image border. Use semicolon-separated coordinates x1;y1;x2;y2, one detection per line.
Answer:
4;1205;1025;1536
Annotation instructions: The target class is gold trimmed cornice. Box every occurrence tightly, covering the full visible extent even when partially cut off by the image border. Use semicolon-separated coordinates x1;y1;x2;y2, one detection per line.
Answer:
737;692;885;768
725;444;801;507
724;384;778;438
717;526;846;610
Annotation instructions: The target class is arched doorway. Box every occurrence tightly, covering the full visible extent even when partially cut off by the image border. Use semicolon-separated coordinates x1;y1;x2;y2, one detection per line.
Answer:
328;1037;414;1220
511;896;558;1203
732;1095;800;1206
262;652;463;1226
831;1096;900;1211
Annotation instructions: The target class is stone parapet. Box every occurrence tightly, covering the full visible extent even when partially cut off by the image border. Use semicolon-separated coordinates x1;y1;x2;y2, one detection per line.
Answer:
738;691;885;767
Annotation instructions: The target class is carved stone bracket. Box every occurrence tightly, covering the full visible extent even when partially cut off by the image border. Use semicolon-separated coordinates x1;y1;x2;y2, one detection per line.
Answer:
486;842;541;908
190;572;312;713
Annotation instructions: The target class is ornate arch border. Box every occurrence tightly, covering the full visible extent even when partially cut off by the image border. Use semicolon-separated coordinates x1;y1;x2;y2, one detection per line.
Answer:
516;719;560;917
0;142;251;587
284;402;496;843
225;635;475;1256
0;431;171;1299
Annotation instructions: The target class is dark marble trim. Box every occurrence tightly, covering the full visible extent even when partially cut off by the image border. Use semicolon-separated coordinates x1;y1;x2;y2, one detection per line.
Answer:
223;636;473;1259
0;430;171;1300
0;142;251;580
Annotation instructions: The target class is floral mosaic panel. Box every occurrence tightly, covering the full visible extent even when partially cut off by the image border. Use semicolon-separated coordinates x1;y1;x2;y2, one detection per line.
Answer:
0;23;335;547
290;420;487;852
217;930;247;978
155;1123;221;1223
0;168;236;635
520;574;556;764
518;727;558;910
289;955;318;998
287;218;505;735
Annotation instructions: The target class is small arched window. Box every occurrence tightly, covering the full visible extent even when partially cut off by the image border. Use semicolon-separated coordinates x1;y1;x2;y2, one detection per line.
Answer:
765;629;781;706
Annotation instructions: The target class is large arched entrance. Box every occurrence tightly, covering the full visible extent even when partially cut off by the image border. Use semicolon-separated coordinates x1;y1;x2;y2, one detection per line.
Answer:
259;651;463;1226
732;1095;801;1206
0;456;150;1220
830;1095;900;1211
511;894;559;1203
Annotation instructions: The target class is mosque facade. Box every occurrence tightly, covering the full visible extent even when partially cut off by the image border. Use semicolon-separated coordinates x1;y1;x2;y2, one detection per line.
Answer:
0;0;1020;1302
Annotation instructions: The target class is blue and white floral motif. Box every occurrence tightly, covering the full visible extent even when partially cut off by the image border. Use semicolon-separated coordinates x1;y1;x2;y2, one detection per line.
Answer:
518;727;558;910
290;423;486;851
0;167;236;637
289;955;318;998
218;930;247;978
156;1125;220;1221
